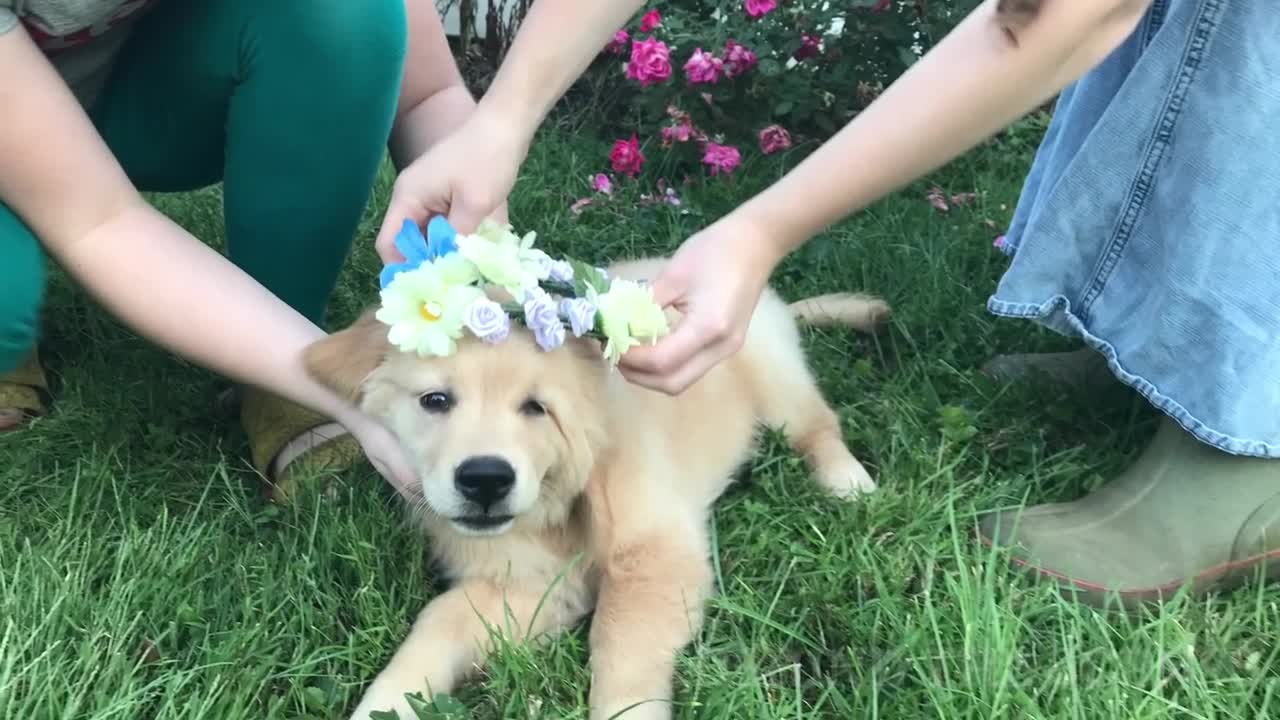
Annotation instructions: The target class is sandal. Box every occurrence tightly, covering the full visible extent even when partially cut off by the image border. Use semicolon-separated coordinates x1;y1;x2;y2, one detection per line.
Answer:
239;386;364;501
0;351;50;433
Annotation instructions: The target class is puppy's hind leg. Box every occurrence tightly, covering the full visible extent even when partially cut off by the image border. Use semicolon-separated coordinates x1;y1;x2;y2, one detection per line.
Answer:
756;344;877;500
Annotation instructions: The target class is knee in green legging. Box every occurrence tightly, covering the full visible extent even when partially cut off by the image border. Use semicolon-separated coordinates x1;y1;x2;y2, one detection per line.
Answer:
0;213;46;375
271;0;408;104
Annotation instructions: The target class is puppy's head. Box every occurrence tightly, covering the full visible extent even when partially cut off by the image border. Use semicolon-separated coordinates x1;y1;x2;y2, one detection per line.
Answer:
305;310;610;537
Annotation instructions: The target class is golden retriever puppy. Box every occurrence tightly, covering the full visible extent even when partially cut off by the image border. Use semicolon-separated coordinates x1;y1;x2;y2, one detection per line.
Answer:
304;257;889;720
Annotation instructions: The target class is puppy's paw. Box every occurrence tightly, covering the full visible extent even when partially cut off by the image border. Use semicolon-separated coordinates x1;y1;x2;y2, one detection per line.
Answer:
818;458;877;500
591;697;672;720
348;690;420;720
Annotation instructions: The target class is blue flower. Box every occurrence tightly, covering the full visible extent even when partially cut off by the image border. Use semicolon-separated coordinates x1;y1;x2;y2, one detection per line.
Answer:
379;216;461;289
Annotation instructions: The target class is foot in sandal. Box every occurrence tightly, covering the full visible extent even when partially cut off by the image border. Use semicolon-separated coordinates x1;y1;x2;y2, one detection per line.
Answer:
0;351;50;433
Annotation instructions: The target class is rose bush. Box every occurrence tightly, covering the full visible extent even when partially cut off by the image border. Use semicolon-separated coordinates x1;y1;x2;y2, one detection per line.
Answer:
582;0;981;189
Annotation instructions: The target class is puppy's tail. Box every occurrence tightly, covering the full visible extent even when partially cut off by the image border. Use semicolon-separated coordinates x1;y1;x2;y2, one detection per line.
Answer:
788;293;891;334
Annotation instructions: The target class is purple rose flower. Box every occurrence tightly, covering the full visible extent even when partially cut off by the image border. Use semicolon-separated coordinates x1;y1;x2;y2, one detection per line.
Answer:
559;297;596;337
548;260;575;284
525;249;554;281
523;288;566;351
464;297;511;344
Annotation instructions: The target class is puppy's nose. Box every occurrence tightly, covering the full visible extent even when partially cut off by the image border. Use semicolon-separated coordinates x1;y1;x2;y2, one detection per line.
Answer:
454;456;516;508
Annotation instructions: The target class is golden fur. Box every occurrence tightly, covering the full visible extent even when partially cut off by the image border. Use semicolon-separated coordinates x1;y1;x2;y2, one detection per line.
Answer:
304;257;890;720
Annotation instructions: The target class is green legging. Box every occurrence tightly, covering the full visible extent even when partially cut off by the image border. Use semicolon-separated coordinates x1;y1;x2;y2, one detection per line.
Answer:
0;0;408;374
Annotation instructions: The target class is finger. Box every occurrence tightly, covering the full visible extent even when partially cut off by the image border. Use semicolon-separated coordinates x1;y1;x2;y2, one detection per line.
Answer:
370;454;418;502
617;317;710;378
647;266;682;308
376;199;421;265
620;343;727;396
488;200;511;226
445;193;493;235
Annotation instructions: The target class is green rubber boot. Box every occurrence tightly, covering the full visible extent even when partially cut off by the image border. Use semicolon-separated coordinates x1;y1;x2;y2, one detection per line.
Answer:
979;418;1280;608
982;348;1122;393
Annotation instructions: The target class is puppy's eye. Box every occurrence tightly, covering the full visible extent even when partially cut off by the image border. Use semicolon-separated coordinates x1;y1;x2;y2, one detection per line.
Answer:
520;398;547;417
420;391;454;414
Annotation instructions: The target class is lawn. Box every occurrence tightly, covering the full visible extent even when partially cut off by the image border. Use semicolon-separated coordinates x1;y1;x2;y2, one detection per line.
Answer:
2;118;1276;720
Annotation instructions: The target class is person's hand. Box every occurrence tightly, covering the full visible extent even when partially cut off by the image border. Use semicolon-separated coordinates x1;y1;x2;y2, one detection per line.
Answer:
376;108;525;264
619;213;785;394
343;412;419;501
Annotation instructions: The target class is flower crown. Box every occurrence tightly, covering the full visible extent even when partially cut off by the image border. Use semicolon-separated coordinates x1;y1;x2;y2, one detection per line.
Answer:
376;216;670;367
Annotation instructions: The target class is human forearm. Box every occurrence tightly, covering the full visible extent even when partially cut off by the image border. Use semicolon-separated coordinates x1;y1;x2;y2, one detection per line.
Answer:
0;27;363;427
388;0;479;168
476;0;646;142
738;0;1152;259
389;84;478;169
53;205;367;425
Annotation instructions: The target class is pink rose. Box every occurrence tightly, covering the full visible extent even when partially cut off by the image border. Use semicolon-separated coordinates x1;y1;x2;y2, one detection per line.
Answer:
606;29;630;55
591;173;614;194
639;8;662;33
625;37;672;87
794;34;822;61
661;123;693;146
744;0;777;18
662;107;699;147
723;40;758;78
872;0;892;10
702;142;741;176
758;124;792;155
683;48;723;85
610;135;645;177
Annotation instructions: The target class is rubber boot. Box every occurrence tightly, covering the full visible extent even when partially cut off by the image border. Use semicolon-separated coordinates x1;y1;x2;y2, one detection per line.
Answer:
982;348;1122;393
979;418;1280;608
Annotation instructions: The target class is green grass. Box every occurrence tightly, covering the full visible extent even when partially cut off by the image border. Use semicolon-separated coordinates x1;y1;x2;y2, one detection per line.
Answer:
3;120;1278;719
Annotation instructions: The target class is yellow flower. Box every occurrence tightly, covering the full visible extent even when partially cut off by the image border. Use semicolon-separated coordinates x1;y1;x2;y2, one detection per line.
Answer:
437;251;481;286
589;279;670;366
376;259;484;357
457;218;552;295
456;231;528;297
472;218;520;245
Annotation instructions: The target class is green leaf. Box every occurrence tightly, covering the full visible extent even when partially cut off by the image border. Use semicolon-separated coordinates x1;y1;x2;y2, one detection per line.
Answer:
430;693;468;717
938;405;979;443
568;258;610;297
300;686;329;711
774;100;794;117
897;45;920;68
405;693;435;719
758;58;783;77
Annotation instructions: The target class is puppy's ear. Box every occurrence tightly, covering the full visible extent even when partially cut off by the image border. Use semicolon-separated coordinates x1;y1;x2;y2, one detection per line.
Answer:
303;310;390;401
549;341;611;493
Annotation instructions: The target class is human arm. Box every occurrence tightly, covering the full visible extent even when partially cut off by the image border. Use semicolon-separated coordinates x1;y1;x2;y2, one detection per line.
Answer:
0;26;415;491
375;0;645;255
618;0;1155;394
472;0;646;145
386;0;480;169
379;0;512;257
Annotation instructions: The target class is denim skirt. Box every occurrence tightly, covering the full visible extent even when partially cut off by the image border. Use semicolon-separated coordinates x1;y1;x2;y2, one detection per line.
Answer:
989;0;1280;458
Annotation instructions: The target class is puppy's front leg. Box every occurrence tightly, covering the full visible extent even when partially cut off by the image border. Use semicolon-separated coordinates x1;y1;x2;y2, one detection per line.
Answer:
349;580;581;720
587;522;714;720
